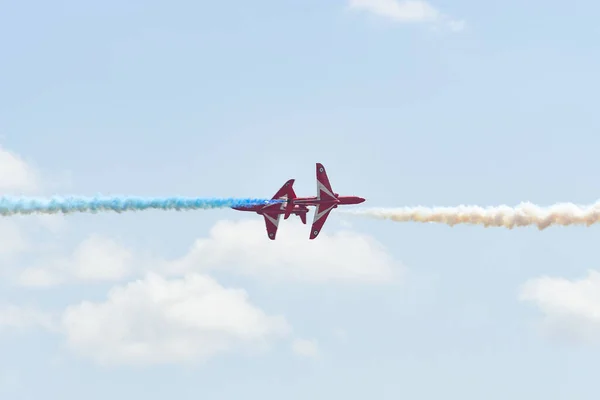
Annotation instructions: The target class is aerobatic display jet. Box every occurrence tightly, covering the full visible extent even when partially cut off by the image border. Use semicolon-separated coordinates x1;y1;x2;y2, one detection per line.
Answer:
231;163;365;240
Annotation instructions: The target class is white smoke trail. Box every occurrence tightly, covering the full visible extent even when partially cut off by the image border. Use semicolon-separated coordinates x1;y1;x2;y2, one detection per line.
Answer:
339;202;600;230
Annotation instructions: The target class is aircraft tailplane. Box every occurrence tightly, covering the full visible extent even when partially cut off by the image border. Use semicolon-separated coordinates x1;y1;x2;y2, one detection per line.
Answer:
299;212;307;224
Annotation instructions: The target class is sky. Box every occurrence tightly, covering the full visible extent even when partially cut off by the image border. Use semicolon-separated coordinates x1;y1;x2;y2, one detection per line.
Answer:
1;0;600;398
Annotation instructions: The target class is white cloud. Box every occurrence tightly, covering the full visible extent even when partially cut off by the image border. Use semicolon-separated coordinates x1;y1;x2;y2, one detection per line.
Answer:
165;219;399;283
31;214;68;234
0;146;46;271
0;145;400;366
0;214;401;366
0;145;74;269
520;270;600;343
0;221;28;260
447;19;466;32
14;218;400;287
332;328;349;342
0;305;57;332
0;145;42;259
2;270;295;366
61;272;290;365
350;0;439;22
348;0;464;31
0;147;40;193
17;235;135;287
0;369;20;395
292;338;319;358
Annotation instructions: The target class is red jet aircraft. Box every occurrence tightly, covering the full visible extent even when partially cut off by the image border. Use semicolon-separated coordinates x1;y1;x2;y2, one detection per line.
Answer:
232;163;365;240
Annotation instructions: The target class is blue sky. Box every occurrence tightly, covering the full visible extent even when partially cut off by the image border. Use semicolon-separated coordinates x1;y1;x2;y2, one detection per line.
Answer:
1;0;600;398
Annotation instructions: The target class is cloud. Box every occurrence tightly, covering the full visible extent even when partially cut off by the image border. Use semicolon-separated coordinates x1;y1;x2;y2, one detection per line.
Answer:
0;144;399;288
1;214;401;366
350;0;440;22
519;270;600;343
348;0;464;31
1;272;291;366
0;145;70;267
332;328;349;342
0;146;40;193
60;272;290;365
0;145;401;366
0;369;21;395
17;235;135;287
165;219;399;284
0;305;57;333
31;214;68;234
0;145;47;269
0;221;28;260
292;338;319;358
14;217;400;287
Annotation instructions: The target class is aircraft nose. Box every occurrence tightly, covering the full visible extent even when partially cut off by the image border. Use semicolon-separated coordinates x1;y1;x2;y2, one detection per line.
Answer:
357;197;365;203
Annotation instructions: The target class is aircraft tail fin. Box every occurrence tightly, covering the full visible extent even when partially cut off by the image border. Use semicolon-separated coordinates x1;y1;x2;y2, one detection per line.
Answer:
270;179;296;219
280;180;296;219
316;163;337;201
271;179;295;200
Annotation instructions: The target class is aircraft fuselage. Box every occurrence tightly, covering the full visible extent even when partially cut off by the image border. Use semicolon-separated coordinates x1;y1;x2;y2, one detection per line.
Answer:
291;195;365;206
231;164;365;239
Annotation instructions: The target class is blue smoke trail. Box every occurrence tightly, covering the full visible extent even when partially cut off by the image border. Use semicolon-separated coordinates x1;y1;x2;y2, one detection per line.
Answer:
0;196;283;216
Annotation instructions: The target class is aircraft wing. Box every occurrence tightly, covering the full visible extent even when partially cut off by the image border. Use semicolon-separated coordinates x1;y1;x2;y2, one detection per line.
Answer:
263;211;281;240
309;203;336;239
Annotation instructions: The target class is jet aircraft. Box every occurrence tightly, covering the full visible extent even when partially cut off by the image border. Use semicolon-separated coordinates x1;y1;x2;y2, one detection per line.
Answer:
231;163;365;239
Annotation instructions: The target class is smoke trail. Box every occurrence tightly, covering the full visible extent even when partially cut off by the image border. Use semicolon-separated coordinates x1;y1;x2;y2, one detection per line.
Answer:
0;196;282;216
340;202;600;230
